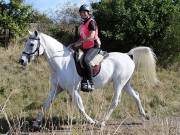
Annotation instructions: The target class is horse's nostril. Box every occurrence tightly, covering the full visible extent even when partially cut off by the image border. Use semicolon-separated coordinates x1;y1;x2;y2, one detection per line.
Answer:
19;59;24;65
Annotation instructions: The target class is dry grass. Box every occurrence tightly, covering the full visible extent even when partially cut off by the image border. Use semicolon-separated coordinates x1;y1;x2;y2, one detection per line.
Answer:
0;44;179;134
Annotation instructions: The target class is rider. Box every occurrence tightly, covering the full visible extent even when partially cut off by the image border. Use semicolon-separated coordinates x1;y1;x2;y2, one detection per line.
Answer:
71;4;101;91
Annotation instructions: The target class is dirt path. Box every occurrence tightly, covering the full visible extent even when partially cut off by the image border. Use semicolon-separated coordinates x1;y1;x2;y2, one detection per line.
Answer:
15;117;180;135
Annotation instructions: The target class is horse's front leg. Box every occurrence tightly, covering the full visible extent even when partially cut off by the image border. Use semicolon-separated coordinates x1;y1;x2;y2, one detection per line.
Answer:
33;84;63;128
71;90;95;124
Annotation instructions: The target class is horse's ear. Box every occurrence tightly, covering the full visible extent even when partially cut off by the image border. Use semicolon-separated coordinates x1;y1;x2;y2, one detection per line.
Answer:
34;30;38;37
28;30;33;35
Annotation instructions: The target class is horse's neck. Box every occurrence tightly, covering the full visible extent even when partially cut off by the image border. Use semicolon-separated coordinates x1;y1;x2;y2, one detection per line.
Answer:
40;33;69;57
40;33;73;69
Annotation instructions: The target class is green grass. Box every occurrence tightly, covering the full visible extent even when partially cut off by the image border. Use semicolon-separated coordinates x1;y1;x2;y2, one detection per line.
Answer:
0;44;179;133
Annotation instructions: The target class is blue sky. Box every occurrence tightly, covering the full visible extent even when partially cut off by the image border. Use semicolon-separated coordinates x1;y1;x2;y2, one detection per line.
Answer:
5;0;98;13
25;0;91;12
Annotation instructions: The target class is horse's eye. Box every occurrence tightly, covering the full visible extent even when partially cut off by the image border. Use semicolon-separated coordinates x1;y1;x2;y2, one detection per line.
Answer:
30;43;34;47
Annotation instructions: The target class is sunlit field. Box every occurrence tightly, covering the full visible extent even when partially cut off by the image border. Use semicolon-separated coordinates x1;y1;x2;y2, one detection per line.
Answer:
0;44;179;134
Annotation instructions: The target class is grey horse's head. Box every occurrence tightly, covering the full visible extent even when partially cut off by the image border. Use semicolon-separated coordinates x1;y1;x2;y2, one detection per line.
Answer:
19;31;44;66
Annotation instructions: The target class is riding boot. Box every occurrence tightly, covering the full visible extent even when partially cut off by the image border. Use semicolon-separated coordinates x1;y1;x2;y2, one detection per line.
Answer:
87;64;95;89
81;65;95;92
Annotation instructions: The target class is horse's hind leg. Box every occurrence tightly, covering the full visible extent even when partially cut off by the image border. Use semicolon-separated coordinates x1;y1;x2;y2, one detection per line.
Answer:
124;82;149;120
101;78;125;126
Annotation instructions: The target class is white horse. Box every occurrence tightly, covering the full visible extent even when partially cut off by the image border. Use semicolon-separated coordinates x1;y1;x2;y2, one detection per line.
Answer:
19;31;158;127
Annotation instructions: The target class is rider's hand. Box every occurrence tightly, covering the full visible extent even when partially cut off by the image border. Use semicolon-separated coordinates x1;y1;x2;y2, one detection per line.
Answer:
74;41;83;47
68;43;75;48
69;41;82;48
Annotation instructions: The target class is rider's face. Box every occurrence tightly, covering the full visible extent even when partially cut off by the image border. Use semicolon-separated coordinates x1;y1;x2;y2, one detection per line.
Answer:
79;11;89;19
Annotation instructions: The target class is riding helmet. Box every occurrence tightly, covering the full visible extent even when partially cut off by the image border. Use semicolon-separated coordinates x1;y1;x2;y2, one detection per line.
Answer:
79;4;90;12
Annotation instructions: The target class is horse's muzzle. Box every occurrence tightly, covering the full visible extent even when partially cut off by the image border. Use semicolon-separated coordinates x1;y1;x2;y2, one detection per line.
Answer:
19;58;28;66
19;59;24;65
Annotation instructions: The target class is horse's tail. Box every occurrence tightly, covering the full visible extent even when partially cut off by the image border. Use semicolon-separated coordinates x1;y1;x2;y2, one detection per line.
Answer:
128;46;159;87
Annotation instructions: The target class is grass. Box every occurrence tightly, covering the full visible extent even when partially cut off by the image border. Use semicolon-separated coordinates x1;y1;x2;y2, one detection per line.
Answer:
0;43;179;134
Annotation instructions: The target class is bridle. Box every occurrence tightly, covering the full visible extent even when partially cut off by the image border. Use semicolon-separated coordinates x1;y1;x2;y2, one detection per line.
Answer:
22;36;73;61
22;37;41;57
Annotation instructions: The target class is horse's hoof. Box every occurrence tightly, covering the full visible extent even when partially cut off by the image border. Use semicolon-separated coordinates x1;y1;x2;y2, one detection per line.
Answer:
33;121;39;127
89;120;95;125
145;115;150;120
101;121;106;127
94;120;99;124
22;121;29;132
99;122;106;130
94;120;101;127
32;121;41;131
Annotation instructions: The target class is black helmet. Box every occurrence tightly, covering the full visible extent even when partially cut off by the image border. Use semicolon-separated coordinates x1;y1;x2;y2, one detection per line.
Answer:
79;4;90;12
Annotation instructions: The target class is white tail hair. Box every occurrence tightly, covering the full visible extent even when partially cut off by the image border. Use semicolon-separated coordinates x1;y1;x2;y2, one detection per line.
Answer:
128;46;159;87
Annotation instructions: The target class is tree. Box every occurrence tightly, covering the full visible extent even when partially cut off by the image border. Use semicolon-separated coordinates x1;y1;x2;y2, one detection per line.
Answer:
0;0;33;37
31;11;53;24
92;0;180;64
50;2;80;24
47;2;80;45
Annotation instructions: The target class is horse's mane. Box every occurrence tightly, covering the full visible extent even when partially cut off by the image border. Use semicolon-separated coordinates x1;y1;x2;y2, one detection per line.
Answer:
40;33;65;47
39;33;71;58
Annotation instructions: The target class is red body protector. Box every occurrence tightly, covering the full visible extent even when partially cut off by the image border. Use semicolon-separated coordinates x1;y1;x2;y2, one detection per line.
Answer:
79;18;99;49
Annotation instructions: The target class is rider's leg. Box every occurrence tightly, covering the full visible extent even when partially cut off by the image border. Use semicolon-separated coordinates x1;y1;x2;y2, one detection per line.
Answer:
82;48;100;90
81;66;94;91
83;62;93;83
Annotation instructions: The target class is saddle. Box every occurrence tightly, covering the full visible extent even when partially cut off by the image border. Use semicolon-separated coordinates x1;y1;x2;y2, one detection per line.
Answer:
74;49;108;78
